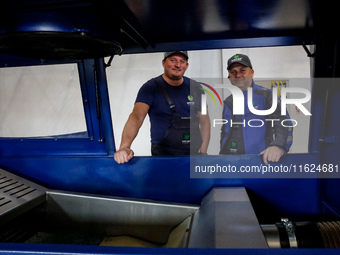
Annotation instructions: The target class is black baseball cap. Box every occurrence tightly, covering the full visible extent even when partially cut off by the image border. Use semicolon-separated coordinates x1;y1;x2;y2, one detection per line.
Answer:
227;53;252;70
164;51;188;60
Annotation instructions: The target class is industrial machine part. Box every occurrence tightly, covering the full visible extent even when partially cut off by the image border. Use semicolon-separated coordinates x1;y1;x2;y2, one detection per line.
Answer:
188;187;268;248
0;168;268;248
0;168;47;224
261;219;340;248
1;168;340;249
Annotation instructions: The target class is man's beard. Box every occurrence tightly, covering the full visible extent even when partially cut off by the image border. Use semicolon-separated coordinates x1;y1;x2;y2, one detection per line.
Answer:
230;78;252;90
169;74;182;80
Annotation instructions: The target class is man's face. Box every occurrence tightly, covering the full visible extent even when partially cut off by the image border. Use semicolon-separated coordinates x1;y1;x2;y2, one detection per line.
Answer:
228;63;254;91
162;54;188;80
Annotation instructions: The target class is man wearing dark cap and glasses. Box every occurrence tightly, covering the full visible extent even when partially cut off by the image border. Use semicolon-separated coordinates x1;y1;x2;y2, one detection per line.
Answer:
220;53;293;164
114;51;210;164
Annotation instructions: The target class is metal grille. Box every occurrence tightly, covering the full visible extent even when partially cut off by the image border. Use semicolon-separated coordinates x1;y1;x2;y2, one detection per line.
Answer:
0;168;47;225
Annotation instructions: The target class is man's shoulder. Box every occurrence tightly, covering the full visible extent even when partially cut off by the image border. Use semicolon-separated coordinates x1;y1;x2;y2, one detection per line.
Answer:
139;75;163;92
143;75;162;86
136;75;163;104
186;77;204;91
253;83;268;91
253;83;272;97
186;77;200;85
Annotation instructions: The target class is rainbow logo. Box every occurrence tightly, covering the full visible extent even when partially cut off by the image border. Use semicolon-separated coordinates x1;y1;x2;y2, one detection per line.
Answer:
200;83;223;106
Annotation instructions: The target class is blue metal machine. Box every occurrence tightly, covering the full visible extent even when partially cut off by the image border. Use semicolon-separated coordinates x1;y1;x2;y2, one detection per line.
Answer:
0;0;339;254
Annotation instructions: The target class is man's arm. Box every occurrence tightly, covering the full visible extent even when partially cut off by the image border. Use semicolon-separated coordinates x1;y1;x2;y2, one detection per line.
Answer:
260;89;292;165
198;110;211;154
114;102;149;164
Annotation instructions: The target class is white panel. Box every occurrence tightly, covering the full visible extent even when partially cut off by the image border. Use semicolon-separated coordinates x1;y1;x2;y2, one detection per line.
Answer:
0;64;86;138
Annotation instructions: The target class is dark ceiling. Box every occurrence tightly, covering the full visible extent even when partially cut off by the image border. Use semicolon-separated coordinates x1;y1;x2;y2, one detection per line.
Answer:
0;0;333;60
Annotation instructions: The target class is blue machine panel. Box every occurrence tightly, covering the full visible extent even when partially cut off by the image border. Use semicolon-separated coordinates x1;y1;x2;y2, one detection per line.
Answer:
0;0;339;254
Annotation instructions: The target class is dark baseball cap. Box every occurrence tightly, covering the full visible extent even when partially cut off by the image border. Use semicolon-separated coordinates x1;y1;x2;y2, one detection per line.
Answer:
164;51;188;60
227;54;252;70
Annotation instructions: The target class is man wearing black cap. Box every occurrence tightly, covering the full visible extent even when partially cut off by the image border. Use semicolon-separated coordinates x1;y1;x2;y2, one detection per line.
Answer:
114;51;210;164
220;53;293;164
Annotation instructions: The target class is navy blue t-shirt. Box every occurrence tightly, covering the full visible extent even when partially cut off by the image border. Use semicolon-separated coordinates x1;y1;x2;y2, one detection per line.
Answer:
135;75;202;144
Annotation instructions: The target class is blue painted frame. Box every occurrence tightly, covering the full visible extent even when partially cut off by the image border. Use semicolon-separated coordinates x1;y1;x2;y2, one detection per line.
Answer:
1;243;339;255
0;154;322;219
0;48;339;254
0;58;115;157
1;0;340;254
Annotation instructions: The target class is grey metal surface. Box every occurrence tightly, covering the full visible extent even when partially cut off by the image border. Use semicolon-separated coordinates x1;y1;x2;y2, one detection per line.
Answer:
44;191;199;244
261;224;281;248
188;187;268;248
0;168;47;225
0;171;270;248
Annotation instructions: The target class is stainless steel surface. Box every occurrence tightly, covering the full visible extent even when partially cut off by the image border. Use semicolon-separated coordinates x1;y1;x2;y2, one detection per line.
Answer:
261;224;281;248
0;168;47;225
44;191;199;244
188;187;268;248
0;171;270;248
